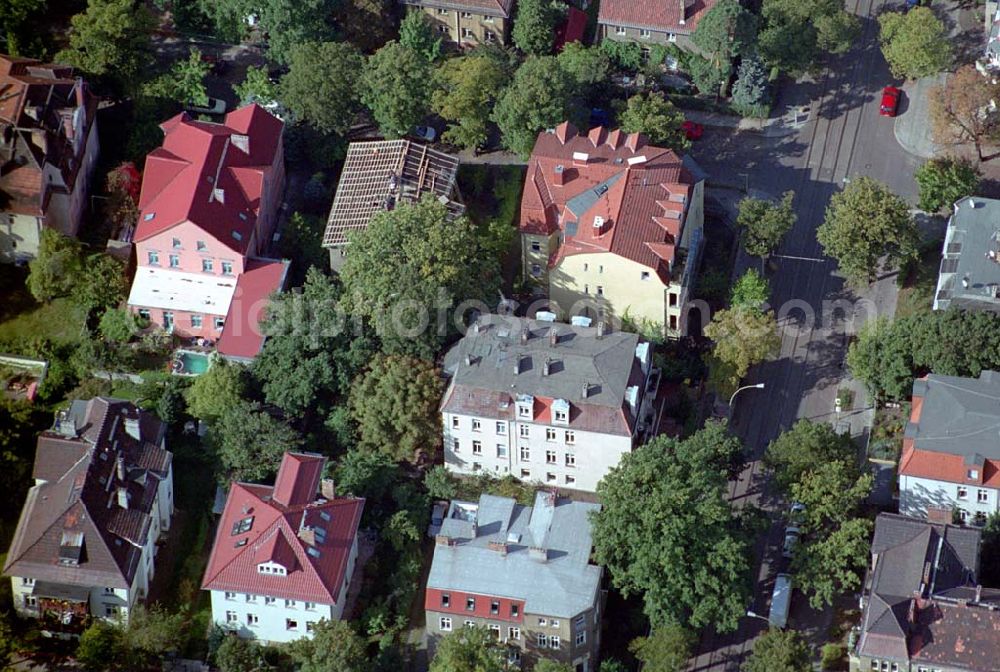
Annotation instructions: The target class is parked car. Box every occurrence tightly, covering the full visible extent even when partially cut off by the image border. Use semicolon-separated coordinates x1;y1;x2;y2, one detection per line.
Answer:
185;97;227;116
682;120;704;141
412;125;437;142
782;526;800;559
879;86;901;117
788;501;806;521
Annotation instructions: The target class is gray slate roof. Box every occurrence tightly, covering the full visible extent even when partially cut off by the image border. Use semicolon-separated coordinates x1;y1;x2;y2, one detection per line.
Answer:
934;197;1000;312
427;492;601;618
906;371;1000;461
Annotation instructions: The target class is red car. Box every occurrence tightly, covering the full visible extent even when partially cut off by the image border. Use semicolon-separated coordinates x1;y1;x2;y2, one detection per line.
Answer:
682;120;704;141
880;86;901;117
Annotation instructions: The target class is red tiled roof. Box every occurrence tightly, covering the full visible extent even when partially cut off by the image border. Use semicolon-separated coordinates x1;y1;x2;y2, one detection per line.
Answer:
135;104;283;255
598;0;717;33
272;453;325;508
216;257;289;361
520;122;694;284
555;7;588;51
403;0;513;18
201;453;364;605
899;445;1000;488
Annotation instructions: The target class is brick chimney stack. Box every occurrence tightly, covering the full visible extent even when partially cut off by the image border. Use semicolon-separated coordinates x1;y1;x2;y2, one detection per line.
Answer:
679;0;686;25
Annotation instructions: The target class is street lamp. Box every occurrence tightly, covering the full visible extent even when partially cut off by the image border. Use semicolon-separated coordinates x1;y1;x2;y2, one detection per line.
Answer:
729;382;765;408
745;610;770;625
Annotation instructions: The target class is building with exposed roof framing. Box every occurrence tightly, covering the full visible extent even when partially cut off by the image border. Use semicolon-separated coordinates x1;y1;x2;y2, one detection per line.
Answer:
322;139;462;272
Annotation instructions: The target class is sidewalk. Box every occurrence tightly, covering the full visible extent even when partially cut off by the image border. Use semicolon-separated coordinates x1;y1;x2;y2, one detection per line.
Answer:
893;72;947;159
682;108;806;138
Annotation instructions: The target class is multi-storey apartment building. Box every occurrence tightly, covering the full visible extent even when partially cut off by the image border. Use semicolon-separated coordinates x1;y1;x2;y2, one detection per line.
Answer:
126;104;289;361
899;371;1000;526
202;452;364;644
426;492;603;672
441;315;655;492
0;54;100;262
598;0;717;56
932;196;1000;312
519;122;704;337
3;398;173;627
853;513;1000;672
399;0;513;47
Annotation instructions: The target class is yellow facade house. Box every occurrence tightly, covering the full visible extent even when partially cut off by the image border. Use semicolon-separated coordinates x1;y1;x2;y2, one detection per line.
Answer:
519;122;704;337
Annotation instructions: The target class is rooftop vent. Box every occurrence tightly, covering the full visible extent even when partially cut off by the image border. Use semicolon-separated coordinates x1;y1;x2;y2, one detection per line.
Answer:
536;311;557;322
542;358;551;376
627;155;648;166
549;327;558;346
572;151;589;166
593;215;605;229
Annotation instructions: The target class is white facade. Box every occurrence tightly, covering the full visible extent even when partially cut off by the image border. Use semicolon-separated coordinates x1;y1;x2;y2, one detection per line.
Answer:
444;414;635;492
210;534;358;644
900;474;999;525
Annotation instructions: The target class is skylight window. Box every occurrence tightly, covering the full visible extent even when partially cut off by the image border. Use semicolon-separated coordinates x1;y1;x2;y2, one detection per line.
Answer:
307;547;321;558
230;515;254;536
143;213;155;221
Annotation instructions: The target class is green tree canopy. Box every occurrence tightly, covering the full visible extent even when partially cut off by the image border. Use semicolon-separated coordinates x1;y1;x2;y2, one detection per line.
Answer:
492;55;575;157
254;267;377;417
741;628;812;672
361;41;433;138
429;625;510;672
789;460;873;533
432;54;511;150
879;7;951;80
289;618;369;672
736;191;796;258
591;421;752;631
200;0;336;65
349;354;442;463
143;47;210;105
730;268;770;310
556;41;612;94
617;92;690;150
764;420;857;493
73;253;128;313
792;516;872;609
185;358;247;424
332;0;395;54
629;625;695;672
816;176;918;285
26;229;82;303
336;448;400;501
76;620;124;670
914;156;981;213
731;53;770;116
758;0;858;76
209;401;302;481
121;605;187;665
704;307;780;382
99;309;139;343
281;41;364;135
214;634;269;672
341;197;500;358
512;0;564;56
56;0;155;92
691;0;757;94
399;9;442;61
234;65;278;106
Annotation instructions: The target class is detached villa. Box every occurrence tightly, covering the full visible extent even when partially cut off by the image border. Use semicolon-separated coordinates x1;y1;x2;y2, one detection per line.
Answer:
126;104;289;362
519;122;704;337
3;398;173;627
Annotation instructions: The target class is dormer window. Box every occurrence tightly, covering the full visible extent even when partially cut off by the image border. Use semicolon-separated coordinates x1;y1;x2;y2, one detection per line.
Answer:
969;469;980;480
516;394;534;419
552;399;570;425
257;561;287;575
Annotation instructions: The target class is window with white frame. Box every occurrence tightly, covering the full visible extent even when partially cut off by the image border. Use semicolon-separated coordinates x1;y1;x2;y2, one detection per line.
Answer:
641;271;650;281
537;633;549;647
197;241;207;251
224;591;236;600
520;468;531;478
222;261;233;275
531;240;542;252
485;30;496;42
565;430;575;444
214;316;225;330
639;28;651;38
550;636;561;649
565;453;576;467
489;624;501;640
519;424;530;437
496;422;506;434
520;446;530;461
546;450;557;464
246;612;259;626
958;486;969;500
462;27;474;39
22;577;34;586
509;626;520;640
979;489;989;503
453;438;460;452
245;594;257;602
285;599;296;608
306;621;316;632
497;444;508;458
191;314;203;328
24;595;37;608
465;620;475;627
452;416;460;428
615;25;626;35
472;440;482;455
546;472;556;483
550;619;560;628
565;474;576;485
202;258;213;273
538;618;547;626
286;618;299;630
226;610;238;623
576;630;586;646
437;7;448;13
472;418;481;431
546;428;556;441
438;24;449;34
441;593;450;607
172;238;181;248
668;32;677;42
264;596;276;606
169;254;180;268
148;250;159;265
554;409;567;422
305;602;315;610
466;597;476;611
484;15;494;23
440;617;453;631
461;11;472;17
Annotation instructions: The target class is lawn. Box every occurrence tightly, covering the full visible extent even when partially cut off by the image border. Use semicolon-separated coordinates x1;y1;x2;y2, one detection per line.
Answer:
0;295;88;347
895;236;943;319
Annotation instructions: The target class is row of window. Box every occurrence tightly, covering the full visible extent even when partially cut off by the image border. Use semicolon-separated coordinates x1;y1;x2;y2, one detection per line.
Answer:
608;25;678;41
137;309;224;331
956;486;990;502
438;25;498;41
223;591;316;610
468;463;578;487
147;250;234;275
955;509;989;526
453;418;574;440
441;594;521;617
455;440;577;466
226;611;316;632
435;8;495;20
870;661;941;672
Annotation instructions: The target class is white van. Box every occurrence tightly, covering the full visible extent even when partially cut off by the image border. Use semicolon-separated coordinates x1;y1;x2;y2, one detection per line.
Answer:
768;573;793;629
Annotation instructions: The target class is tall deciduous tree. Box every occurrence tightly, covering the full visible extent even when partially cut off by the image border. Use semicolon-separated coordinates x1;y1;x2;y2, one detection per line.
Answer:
432;54;511;150
789;460;873;532
704;307;780;382
104;162;141;234
556;42;612;94
591;421;753;631
878;7;951;80
629;626;695;672
254;267;377;417
741;628;812;672
914;156;981;213
200;0;336;64
492;56;575;157
72;253;128;312
26;229;82;303
930;65;1000;162
333;0;396;54
185;358;247;423
845;317;915;401
758;0;858;76
429;625;510;672
361;41;433;138
816;176;918;285
617;92;690;150
214;635;269;672
512;0;564;56
765;420;857;493
281;41;364;135
691;0;757;95
289;619;369;672
399;9;442;61
341;197;500;358
730;268;770;310
56;0;155;92
350;355;441;463
234;65;277;106
143;47;210;105
792;517;872;609
209;401;302;481
736;191;796;258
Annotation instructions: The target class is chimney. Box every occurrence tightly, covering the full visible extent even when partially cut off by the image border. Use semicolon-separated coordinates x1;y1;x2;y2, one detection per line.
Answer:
679;0;686;25
299;526;316;546
472;322;480;335
543;358;551;376
553;164;565;186
117;486;128;509
435;534;455;546
116;455;126;482
320;478;335;500
55;411;77;438
520;326;529;344
976;584;984;603
572;152;589;167
124;417;140;441
582;383;590;399
529;546;549;562
963;275;970;289
597;321;606;339
514;357;521;375
464;354;472;366
487;540;509;555
549;327;558;346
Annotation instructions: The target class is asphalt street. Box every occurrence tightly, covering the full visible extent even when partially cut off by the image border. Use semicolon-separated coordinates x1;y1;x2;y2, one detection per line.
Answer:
685;0;925;669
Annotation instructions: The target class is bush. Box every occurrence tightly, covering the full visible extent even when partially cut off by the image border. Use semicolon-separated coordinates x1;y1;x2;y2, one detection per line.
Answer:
821;643;845;670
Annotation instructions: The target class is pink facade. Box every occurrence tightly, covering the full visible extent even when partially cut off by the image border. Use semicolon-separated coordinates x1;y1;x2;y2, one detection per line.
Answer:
135;226;249;279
